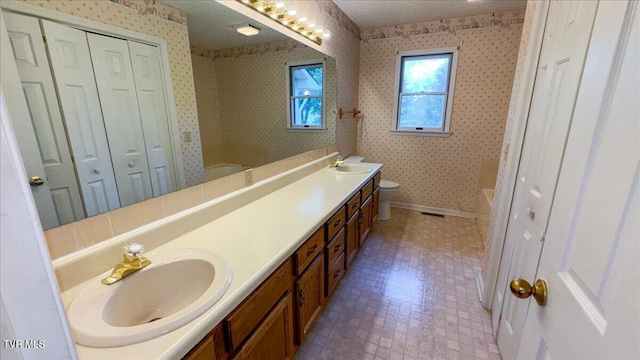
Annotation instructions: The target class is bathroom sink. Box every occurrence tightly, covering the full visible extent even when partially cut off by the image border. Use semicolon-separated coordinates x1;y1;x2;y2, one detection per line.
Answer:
67;248;233;347
330;164;372;175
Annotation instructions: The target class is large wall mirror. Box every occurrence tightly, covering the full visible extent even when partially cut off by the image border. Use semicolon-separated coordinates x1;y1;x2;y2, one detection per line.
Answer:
2;0;336;231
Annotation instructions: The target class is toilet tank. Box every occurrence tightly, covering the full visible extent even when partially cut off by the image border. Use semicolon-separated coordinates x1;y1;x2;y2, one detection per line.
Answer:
343;156;365;163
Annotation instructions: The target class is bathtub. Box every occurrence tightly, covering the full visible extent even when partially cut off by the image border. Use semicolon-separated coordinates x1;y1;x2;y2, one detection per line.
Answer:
204;163;251;182
476;189;494;242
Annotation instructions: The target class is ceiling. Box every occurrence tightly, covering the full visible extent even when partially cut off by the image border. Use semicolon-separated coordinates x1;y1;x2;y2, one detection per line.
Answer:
332;0;527;29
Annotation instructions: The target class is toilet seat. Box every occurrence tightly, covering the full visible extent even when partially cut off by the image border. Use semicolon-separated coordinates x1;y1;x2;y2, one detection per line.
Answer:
380;180;399;190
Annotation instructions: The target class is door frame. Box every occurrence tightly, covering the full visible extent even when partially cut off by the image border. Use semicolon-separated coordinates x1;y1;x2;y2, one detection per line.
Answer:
477;0;550;313
0;0;186;190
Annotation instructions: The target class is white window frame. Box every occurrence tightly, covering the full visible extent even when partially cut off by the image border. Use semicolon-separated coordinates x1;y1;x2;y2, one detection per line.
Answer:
391;48;459;137
285;58;326;132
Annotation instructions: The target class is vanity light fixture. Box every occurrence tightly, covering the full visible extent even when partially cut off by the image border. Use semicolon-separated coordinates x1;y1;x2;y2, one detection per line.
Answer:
236;23;261;36
236;0;326;44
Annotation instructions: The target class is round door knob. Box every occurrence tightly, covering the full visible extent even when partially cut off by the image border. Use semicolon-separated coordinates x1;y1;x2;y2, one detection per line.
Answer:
526;207;536;220
510;278;548;306
93;168;101;174
29;176;45;186
128;161;135;168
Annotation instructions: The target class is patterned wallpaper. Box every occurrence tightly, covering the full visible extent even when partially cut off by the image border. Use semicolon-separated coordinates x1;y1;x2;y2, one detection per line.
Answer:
191;45;337;164
20;0;204;186
358;14;523;213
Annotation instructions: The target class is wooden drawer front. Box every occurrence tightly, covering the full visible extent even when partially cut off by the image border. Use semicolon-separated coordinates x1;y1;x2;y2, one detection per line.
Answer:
296;254;324;344
346;191;361;219
225;259;292;351
373;172;381;189
326;207;346;241
359;195;373;248
325;227;345;268
361;179;374;200
372;187;380;225
233;292;294;360
345;211;359;269
326;253;345;297
183;333;215;360
294;227;324;275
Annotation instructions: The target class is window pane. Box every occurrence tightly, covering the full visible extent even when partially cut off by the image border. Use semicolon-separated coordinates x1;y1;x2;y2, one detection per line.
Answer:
292;97;322;126
292;65;323;96
401;56;450;93
399;94;445;128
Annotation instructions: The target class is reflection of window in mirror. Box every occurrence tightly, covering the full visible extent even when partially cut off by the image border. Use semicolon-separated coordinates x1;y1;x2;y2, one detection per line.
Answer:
286;59;326;131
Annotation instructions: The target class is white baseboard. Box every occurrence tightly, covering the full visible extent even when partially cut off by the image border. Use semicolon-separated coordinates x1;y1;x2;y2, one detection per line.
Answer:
476;274;490;309
390;202;476;219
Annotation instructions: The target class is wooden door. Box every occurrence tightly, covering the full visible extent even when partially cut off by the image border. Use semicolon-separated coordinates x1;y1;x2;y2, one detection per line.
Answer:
517;2;639;358
371;186;380;225
358;195;372;247
233;293;294;360
128;41;177;197
42;20;120;216
87;33;153;207
294;253;323;344
345;211;359;269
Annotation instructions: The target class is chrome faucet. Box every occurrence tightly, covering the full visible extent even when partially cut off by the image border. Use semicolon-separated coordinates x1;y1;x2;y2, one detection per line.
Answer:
101;243;151;285
330;155;344;168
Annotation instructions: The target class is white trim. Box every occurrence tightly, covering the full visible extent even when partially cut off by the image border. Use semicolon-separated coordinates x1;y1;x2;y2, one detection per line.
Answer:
0;0;186;190
389;130;453;138
476;274;485;303
391;47;459;134
286;128;328;133
390;201;476;219
285;58;326;130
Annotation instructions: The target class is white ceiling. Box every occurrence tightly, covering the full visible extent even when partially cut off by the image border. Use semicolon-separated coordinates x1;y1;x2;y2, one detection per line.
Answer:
333;0;527;29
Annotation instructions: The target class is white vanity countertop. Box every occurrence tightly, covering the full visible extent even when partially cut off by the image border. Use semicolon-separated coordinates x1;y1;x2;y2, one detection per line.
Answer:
61;162;382;359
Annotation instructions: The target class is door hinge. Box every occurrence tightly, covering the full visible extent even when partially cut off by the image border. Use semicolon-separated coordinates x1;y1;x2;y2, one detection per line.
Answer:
71;156;75;163
540;231;546;242
43;36;47;43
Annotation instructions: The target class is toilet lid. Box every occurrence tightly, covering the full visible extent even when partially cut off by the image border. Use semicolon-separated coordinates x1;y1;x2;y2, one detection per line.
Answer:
380;180;399;189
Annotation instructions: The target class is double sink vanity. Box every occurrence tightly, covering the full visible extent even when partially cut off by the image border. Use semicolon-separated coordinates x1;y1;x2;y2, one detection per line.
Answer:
56;155;382;359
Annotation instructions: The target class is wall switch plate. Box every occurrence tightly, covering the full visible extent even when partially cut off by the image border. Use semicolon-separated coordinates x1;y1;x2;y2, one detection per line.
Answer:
244;169;253;186
183;131;192;142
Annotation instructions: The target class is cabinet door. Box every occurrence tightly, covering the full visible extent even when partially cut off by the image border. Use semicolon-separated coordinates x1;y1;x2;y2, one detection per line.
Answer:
359;195;372;248
233;293;294;360
295;253;324;344
345;211;359;269
183;333;215;360
372;186;380;225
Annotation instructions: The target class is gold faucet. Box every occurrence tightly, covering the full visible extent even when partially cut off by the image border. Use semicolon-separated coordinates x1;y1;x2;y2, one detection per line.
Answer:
329;155;344;168
101;243;151;285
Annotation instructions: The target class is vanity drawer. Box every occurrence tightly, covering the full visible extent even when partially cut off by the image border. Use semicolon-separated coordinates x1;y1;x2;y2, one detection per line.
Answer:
361;179;374;200
373;172;381;189
325;228;345;268
294;227;325;275
326;253;345;297
224;258;293;351
326;208;346;241
346;191;361;220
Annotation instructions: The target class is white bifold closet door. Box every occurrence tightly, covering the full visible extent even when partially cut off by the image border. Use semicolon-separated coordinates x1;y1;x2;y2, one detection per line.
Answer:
42;20;121;217
86;33;154;207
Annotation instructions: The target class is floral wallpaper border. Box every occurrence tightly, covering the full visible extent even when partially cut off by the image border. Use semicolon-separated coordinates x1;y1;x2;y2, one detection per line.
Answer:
316;0;361;40
109;0;187;25
361;9;525;42
191;39;310;60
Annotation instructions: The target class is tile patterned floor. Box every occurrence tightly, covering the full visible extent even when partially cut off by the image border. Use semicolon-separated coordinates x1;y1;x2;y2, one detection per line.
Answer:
295;208;501;360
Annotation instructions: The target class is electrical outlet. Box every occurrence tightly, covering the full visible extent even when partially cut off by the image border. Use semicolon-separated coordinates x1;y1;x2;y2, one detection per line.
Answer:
244;169;253;186
183;131;192;142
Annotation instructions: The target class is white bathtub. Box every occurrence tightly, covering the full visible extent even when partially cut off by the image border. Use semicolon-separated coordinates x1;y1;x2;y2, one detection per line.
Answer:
204;163;250;182
476;189;494;242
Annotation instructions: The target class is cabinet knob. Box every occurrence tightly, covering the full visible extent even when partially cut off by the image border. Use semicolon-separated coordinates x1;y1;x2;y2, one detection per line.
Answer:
93;168;101;174
333;244;342;253
306;244;317;256
298;290;306;305
333;219;342;228
352;202;359;209
128;161;136;168
333;270;341;279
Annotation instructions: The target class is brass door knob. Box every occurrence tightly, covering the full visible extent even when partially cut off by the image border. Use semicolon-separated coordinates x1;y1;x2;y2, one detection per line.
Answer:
510;278;548;306
29;176;44;186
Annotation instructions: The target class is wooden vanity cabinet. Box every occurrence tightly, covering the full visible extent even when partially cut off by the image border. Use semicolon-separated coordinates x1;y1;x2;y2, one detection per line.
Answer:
345;209;360;269
359;195;373;247
295;253;324;344
372;186;380;225
184;330;216;360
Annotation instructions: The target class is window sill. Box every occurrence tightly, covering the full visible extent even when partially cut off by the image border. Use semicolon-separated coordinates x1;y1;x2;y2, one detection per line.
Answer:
286;127;328;133
389;130;453;138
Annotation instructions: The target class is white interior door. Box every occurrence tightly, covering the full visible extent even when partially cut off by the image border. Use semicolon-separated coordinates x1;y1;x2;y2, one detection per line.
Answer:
518;2;639;358
4;13;85;228
87;33;153;207
493;1;599;358
42;20;120;216
128;41;176;197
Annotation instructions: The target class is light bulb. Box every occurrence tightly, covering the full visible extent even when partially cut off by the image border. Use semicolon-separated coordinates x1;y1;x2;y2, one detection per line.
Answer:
308;21;316;28
275;2;285;9
298;17;307;23
315;28;324;34
323;31;331;39
288;9;297;16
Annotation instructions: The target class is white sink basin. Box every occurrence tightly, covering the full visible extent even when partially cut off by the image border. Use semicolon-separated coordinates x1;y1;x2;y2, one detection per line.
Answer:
329;164;372;175
68;248;233;347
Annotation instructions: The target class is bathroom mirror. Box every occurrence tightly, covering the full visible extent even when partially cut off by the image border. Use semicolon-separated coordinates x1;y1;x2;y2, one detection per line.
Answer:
4;0;336;230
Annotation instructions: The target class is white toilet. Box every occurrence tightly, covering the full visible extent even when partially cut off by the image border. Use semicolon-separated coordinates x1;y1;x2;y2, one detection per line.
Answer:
343;156;400;220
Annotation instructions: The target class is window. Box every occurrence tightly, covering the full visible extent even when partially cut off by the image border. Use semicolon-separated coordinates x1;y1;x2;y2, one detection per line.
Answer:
286;59;325;131
392;48;458;136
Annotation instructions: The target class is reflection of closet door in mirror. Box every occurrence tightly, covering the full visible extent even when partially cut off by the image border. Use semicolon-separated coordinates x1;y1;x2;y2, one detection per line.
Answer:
4;13;86;228
128;41;176;197
87;33;153;207
42;20;120;217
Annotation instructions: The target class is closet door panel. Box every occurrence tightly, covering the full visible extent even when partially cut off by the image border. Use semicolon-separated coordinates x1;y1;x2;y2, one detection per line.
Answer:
87;33;152;206
128;41;176;197
42;20;120;216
